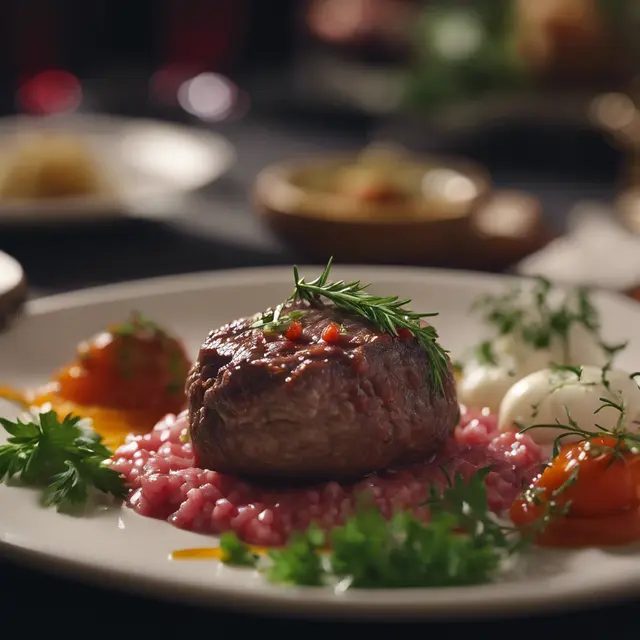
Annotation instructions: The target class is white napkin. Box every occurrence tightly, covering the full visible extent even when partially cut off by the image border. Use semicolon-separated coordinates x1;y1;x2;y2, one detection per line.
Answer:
516;201;640;290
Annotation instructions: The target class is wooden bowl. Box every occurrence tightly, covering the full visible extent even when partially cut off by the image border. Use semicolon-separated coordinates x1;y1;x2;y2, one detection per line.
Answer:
253;151;554;270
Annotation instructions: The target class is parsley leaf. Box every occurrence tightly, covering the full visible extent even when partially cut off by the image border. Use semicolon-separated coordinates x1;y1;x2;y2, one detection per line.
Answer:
0;410;127;511
219;531;259;567
220;468;527;589
268;526;326;586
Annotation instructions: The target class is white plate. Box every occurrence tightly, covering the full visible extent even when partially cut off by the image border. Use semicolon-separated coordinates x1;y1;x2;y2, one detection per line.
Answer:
0;266;639;620
0;114;236;224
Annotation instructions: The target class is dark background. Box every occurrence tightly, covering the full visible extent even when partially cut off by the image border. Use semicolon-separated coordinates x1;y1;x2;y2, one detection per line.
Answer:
0;0;628;295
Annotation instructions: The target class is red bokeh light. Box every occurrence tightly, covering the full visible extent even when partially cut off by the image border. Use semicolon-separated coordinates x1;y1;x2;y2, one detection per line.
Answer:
18;69;82;114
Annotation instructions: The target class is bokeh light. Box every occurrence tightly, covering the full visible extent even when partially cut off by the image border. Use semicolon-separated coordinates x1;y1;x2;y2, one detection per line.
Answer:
177;72;243;122
17;70;82;114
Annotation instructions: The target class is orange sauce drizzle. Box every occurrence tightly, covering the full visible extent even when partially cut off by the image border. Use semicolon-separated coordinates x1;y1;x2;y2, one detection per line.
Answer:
170;545;273;561
170;544;332;561
0;383;164;450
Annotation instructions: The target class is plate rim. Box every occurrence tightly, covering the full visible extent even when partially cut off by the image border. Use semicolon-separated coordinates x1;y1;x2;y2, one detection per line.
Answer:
24;264;639;317
1;537;638;621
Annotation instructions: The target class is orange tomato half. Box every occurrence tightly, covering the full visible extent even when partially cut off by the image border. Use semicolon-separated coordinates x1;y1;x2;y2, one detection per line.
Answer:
510;436;640;548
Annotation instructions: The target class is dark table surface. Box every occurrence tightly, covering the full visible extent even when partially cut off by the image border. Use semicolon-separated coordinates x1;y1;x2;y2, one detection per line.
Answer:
0;95;637;630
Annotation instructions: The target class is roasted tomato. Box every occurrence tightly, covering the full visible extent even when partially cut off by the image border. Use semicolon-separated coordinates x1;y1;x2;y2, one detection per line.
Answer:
510;436;640;548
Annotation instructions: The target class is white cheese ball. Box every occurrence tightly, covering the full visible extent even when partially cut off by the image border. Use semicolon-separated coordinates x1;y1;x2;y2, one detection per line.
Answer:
457;364;517;413
498;365;640;445
458;323;611;413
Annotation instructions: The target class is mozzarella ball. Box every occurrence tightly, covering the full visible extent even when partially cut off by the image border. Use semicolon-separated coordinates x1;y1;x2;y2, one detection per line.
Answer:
498;365;640;445
457;363;519;413
459;321;612;412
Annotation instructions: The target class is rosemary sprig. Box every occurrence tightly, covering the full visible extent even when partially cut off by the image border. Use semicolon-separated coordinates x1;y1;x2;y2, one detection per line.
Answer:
290;258;450;394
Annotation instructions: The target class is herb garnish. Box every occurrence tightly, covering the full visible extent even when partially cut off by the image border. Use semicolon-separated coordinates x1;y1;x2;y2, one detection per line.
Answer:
476;340;497;366
0;409;127;511
518;398;640;458
251;304;306;334
219;532;260;567
218;468;549;588
253;258;449;393
252;259;449;392
112;311;169;338
471;277;626;364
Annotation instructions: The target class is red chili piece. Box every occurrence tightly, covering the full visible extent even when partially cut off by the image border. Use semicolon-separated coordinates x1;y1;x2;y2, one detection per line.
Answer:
321;322;341;343
397;328;414;340
285;320;303;341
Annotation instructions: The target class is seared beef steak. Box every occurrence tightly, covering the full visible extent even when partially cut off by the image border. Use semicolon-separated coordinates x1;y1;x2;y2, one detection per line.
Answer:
186;300;458;480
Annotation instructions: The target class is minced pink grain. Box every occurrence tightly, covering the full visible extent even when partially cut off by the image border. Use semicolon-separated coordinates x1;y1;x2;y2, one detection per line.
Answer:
110;405;544;546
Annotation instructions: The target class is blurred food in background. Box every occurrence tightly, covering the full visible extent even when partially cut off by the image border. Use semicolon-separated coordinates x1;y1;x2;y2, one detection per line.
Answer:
254;145;553;268
300;0;639;125
513;0;632;87
0;133;108;201
590;85;640;233
282;145;488;213
0;0;634;276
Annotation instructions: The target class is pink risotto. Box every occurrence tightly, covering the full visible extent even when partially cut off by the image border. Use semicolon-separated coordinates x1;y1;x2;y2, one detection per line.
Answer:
109;406;544;546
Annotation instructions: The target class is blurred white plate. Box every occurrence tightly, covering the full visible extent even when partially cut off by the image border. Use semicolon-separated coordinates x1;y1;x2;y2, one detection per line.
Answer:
0;114;236;224
0;266;639;619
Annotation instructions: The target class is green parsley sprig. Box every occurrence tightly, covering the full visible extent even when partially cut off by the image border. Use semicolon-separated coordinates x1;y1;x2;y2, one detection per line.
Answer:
0;410;127;511
218;467;545;589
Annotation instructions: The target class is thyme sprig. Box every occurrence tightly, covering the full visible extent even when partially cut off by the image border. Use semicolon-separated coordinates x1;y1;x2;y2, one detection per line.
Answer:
518;399;640;459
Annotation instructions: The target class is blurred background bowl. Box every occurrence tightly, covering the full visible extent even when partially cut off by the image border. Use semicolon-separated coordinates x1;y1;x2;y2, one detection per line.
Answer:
253;149;553;269
0;114;236;227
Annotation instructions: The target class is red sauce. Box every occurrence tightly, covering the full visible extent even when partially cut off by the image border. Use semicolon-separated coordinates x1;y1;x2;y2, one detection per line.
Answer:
284;320;303;341
510;436;640;547
321;322;340;344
